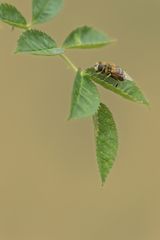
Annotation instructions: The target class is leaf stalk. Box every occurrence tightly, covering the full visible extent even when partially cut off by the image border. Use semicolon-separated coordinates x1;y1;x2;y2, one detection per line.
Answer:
60;54;78;72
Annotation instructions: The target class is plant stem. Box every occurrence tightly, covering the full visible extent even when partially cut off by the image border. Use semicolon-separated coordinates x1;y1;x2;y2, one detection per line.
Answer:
60;54;78;73
26;23;32;30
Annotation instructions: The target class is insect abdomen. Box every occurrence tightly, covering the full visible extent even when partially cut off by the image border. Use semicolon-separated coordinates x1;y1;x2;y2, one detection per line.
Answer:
111;66;125;81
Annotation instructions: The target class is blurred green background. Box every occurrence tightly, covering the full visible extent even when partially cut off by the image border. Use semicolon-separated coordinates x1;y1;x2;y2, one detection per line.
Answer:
0;0;159;239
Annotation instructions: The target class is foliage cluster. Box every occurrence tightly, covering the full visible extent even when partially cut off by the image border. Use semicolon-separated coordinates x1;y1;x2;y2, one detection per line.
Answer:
0;0;148;184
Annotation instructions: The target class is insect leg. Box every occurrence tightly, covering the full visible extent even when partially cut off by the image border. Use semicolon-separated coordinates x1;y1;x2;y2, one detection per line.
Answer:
95;71;104;76
114;80;120;87
106;73;111;78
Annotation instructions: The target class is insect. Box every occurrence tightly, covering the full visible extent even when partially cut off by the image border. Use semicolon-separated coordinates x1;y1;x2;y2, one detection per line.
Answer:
94;61;133;87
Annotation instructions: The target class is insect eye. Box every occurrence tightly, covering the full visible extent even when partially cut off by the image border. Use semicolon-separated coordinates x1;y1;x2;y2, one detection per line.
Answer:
94;62;105;72
97;64;104;72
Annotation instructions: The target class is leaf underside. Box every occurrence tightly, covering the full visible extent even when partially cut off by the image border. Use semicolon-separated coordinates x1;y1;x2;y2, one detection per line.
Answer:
32;0;64;24
63;26;113;49
85;68;149;105
16;29;64;56
0;3;27;29
93;103;118;184
69;70;100;119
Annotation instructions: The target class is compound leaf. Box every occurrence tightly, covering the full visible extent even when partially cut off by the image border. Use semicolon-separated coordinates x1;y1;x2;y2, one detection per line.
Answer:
0;3;27;29
16;29;64;56
93;103;118;184
86;68;149;105
32;0;64;24
69;70;100;120
63;26;113;49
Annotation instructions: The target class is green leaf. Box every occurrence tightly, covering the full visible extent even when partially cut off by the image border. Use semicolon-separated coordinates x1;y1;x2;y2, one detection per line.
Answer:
16;29;64;56
86;68;149;105
93;103;118;184
63;26;113;49
0;3;27;29
69;70;100;120
32;0;63;24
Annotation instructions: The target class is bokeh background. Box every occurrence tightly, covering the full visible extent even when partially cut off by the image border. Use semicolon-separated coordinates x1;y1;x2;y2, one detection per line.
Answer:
0;0;159;239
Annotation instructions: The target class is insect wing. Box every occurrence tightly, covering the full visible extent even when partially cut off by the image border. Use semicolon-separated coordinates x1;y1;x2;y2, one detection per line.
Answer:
111;64;133;81
110;65;125;81
123;71;133;81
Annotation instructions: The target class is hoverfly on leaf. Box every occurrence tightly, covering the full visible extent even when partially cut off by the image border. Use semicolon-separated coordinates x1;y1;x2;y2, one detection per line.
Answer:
94;61;133;87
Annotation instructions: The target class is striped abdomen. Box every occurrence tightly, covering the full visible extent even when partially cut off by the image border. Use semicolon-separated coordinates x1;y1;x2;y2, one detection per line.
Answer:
109;64;125;81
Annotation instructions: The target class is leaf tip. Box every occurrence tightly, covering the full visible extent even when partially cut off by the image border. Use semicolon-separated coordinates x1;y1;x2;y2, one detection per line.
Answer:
14;48;19;54
100;173;108;186
110;38;118;43
101;179;105;187
67;115;72;121
144;99;150;107
139;97;149;107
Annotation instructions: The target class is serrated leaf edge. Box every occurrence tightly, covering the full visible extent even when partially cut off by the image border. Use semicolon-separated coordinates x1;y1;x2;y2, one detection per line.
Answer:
85;69;149;106
62;25;113;49
15;29;64;56
0;3;27;29
69;70;100;120
93;103;118;184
